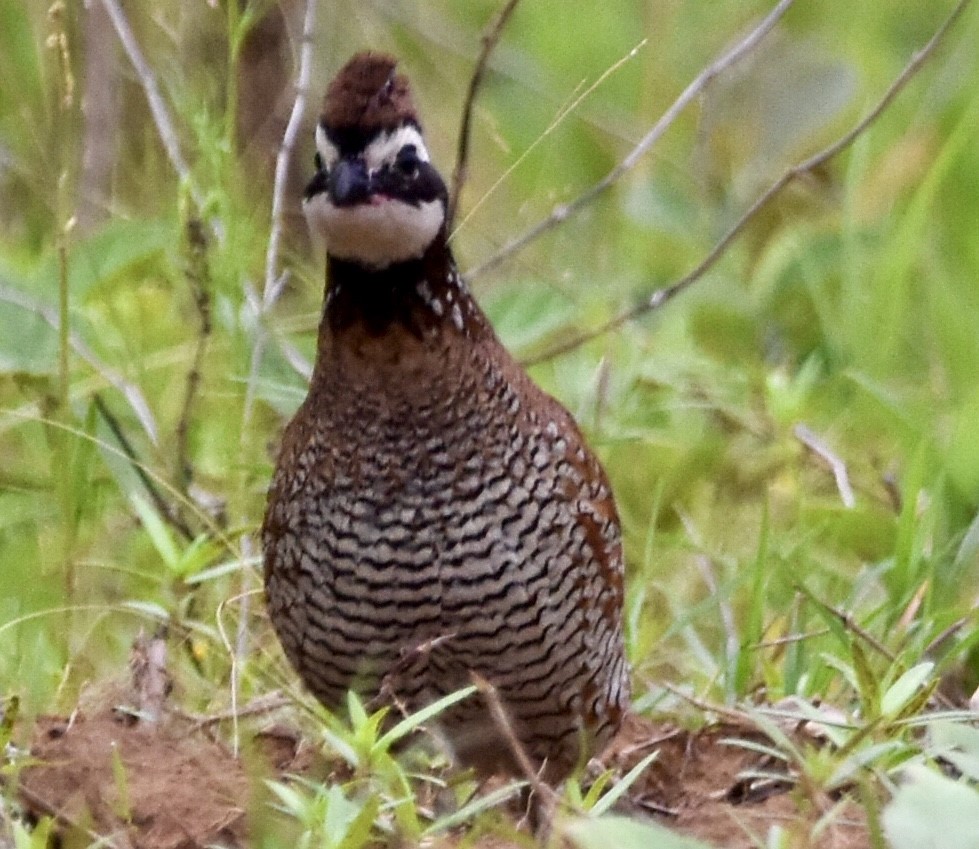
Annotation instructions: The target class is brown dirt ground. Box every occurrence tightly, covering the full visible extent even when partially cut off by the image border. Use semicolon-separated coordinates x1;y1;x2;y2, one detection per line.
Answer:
602;713;868;849
14;646;869;849
19;710;251;849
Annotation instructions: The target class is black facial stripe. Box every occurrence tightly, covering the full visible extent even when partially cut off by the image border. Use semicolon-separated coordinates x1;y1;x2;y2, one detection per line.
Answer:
304;168;330;200
370;161;446;206
323;119;422;158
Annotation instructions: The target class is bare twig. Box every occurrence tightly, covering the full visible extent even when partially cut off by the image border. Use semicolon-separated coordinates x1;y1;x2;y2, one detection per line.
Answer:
263;0;318;309
661;682;756;723
371;633;458;715
129;630;171;723
522;0;973;365
183;692;292;728
471;672;561;812
447;0;522;229
794;424;856;508
93;394;194;541
233;535;255;749
923;614;972;656
98;0;202;209
800;590;896;662
244;0;318;432
465;0;796;281
217;587;265;757
750;629;831;649
175;218;213;496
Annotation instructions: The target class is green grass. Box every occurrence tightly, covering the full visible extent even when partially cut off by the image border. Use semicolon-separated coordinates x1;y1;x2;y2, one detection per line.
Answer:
3;1;979;847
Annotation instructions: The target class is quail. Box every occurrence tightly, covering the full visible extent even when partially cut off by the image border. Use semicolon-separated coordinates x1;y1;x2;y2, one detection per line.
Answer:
262;52;630;780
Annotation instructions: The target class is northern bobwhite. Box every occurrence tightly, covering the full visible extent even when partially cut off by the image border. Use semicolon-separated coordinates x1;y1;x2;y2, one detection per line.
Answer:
262;52;630;780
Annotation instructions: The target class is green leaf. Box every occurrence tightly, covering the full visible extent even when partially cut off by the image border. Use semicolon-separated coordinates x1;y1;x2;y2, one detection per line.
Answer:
38;219;171;303
425;780;526;835
171;534;223;580
735;500;769;698
264;778;304;813
881;662;935;718
928;722;979;782
827;740;906;790
339;791;380;849
320;727;359;770
0;283;59;374
849;640;881;719
589;750;659;817
377;684;477;750
882;766;979;849
130;494;179;570
564;815;718;849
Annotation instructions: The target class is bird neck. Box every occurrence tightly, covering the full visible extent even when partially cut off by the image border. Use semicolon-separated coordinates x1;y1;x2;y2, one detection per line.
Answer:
321;232;484;341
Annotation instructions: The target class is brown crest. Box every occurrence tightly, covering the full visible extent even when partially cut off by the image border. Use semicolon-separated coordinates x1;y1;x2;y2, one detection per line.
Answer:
321;52;418;138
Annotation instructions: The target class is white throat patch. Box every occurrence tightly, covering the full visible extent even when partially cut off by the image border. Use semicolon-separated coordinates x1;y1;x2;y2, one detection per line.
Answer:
307;125;443;269
304;194;444;268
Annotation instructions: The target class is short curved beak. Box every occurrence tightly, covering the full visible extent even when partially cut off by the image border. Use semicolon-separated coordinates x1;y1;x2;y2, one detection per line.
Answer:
327;158;371;207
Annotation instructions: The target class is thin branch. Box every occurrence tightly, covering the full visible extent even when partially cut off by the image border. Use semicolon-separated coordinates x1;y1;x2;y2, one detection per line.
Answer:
523;0;973;365
216;587;265;757
470;672;560;810
453;40;646;242
182;692;292;728
245;0;319;434
465;0;796;281
175;218;213;496
98;0;203;209
661;682;756;724
370;632;458;717
447;0;522;229
93;394;194;541
794;424;856;509
800;590;896;662
263;0;318;309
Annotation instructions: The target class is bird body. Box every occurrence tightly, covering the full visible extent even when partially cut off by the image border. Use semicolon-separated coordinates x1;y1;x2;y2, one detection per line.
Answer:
262;52;629;779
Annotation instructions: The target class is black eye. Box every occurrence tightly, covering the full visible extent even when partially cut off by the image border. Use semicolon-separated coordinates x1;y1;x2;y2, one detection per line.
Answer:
394;145;420;177
314;151;324;172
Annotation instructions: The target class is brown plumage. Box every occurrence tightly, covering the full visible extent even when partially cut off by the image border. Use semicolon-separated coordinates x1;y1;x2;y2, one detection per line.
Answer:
321;52;416;134
262;52;630;780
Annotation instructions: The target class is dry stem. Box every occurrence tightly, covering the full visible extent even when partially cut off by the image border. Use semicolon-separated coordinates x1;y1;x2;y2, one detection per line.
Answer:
794;424;855;509
263;0;319;309
175;218;213;499
98;0;201;209
470;672;560;811
243;0;320;436
447;0;523;229
466;0;797;281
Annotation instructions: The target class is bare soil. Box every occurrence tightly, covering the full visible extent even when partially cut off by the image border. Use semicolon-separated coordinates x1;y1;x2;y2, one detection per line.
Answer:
15;647;869;849
604;713;868;849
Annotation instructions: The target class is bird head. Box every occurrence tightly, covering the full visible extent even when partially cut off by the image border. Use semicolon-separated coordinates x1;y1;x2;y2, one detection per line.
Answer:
304;52;448;270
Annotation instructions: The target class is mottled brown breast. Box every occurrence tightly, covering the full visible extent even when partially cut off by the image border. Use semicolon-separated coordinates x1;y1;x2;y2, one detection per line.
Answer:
263;300;629;779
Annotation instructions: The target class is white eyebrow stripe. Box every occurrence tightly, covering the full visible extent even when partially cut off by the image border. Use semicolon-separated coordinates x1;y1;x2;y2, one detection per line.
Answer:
315;124;340;166
362;125;430;171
